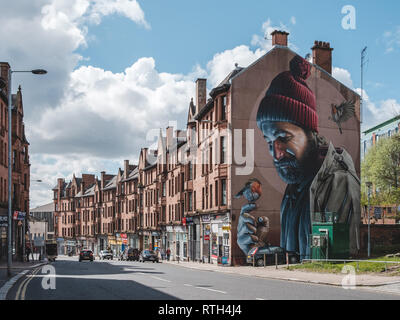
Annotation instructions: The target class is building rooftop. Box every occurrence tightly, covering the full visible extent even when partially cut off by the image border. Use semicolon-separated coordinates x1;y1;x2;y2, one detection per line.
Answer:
30;202;55;213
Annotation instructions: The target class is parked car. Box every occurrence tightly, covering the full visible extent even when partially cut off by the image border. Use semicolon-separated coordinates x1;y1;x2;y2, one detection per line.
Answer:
246;246;299;267
99;250;113;260
127;248;140;261
139;250;159;263
79;249;94;262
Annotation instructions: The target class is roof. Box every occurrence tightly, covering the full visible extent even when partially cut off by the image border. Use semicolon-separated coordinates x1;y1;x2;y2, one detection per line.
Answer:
363;115;400;135
102;175;117;191
123;166;139;182
30;202;55;213
83;184;96;197
195;65;244;121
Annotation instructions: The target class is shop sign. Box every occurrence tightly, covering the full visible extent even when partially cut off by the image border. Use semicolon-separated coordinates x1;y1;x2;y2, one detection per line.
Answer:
204;235;210;241
13;211;26;221
222;226;231;231
185;217;194;224
152;232;160;237
120;233;127;239
175;226;186;233
201;215;210;222
166;226;173;232
182;217;186;226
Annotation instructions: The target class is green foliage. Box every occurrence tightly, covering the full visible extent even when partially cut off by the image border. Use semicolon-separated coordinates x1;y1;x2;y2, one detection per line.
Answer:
361;134;400;210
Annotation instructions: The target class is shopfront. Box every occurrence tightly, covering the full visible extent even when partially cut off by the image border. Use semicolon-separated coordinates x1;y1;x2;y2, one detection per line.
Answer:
65;240;77;255
201;212;231;265
174;226;187;261
187;217;200;262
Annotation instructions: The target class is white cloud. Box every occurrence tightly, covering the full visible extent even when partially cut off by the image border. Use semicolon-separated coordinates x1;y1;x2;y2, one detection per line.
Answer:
290;16;296;25
332;67;353;88
383;26;400;53
331;67;400;132
206;45;266;88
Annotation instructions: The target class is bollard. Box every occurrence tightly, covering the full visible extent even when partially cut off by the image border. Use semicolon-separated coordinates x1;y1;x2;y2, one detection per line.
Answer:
356;262;359;272
286;252;289;269
264;254;266;268
275;253;278;270
253;254;255;267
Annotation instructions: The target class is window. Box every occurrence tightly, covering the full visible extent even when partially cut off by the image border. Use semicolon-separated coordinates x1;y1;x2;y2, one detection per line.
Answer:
188;161;193;180
220;136;226;164
221;96;226;120
210;185;213;208
221;179;227;206
188;192;193;211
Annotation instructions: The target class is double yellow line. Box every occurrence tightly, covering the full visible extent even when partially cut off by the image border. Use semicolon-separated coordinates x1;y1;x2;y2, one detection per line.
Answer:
15;267;41;300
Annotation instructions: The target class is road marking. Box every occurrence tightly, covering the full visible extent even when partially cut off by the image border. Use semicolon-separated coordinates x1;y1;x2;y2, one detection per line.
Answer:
194;286;226;294
16;267;41;300
151;276;171;283
184;284;193;287
256;298;264;300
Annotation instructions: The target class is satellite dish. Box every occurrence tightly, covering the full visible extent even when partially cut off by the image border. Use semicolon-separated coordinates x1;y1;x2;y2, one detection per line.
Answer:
0;77;6;89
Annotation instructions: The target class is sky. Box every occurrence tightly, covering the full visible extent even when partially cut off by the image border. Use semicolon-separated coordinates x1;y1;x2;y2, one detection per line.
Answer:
1;0;399;208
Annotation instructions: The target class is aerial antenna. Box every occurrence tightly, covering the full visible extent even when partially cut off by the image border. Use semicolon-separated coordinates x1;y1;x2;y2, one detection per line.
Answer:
361;46;367;124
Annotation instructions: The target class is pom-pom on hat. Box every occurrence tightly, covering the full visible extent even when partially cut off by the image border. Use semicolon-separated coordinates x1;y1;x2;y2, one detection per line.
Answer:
257;55;318;132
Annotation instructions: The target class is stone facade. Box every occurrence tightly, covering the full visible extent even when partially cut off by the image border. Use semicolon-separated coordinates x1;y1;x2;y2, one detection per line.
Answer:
0;62;30;262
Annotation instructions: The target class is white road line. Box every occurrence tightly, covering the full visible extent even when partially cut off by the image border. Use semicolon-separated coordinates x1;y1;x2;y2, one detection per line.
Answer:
151;276;172;283
256;298;264;300
184;284;193;287
195;286;227;294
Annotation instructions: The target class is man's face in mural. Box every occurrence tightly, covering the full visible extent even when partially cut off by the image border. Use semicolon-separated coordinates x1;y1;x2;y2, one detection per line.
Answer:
260;121;317;185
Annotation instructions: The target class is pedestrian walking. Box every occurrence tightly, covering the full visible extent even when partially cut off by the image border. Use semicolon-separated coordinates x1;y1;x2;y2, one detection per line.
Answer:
26;246;31;262
166;248;171;261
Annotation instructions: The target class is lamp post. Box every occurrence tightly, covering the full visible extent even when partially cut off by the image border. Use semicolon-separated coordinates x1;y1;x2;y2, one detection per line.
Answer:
366;181;372;258
7;67;47;277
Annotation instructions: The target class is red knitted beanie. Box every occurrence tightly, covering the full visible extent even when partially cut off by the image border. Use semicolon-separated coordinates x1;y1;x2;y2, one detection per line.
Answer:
256;55;318;132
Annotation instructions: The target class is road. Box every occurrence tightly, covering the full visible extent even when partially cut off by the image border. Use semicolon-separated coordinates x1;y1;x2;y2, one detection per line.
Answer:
6;256;400;300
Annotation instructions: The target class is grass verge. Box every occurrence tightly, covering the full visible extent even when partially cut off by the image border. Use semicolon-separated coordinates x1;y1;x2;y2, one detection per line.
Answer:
290;257;400;275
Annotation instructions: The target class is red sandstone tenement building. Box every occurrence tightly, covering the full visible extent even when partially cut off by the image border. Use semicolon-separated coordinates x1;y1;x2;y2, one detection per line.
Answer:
0;62;31;262
53;31;361;264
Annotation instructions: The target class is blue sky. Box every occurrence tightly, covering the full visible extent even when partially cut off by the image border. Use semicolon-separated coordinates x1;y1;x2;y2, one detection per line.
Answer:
2;0;400;207
76;0;400;102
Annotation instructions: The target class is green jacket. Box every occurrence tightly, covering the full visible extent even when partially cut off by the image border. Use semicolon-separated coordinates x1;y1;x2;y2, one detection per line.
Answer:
310;142;361;255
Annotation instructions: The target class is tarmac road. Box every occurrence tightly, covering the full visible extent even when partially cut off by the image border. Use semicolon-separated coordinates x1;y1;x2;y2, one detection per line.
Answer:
6;256;400;300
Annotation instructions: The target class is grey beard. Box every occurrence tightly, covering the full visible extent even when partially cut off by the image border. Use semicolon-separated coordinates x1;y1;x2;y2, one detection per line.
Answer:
274;157;306;185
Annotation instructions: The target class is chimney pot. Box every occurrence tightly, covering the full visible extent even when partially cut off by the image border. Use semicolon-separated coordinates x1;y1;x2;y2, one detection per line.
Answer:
312;40;334;74
271;30;289;47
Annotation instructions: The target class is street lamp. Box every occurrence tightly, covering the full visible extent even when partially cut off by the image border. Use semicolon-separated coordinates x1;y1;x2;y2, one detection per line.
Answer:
7;67;47;277
366;181;372;258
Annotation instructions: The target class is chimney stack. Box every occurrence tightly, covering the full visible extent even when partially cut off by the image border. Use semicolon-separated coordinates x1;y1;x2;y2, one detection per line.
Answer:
124;160;129;179
101;171;105;189
312;41;334;74
195;79;207;115
271;30;289;47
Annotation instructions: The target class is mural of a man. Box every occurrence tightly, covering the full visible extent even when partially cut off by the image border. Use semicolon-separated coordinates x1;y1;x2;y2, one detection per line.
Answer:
238;55;360;260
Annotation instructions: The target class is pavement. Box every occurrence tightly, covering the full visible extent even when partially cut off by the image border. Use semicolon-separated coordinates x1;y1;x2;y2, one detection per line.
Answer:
160;259;400;288
0;256;47;300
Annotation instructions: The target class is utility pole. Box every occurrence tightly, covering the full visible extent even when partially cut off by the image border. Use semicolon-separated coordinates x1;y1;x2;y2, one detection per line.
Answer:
361;46;367;124
366;181;372;258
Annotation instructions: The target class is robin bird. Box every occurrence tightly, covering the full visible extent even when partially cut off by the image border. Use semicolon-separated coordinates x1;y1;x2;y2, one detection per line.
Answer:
234;178;262;203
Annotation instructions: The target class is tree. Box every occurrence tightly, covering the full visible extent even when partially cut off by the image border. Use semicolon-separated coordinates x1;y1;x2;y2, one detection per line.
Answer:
361;134;400;215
